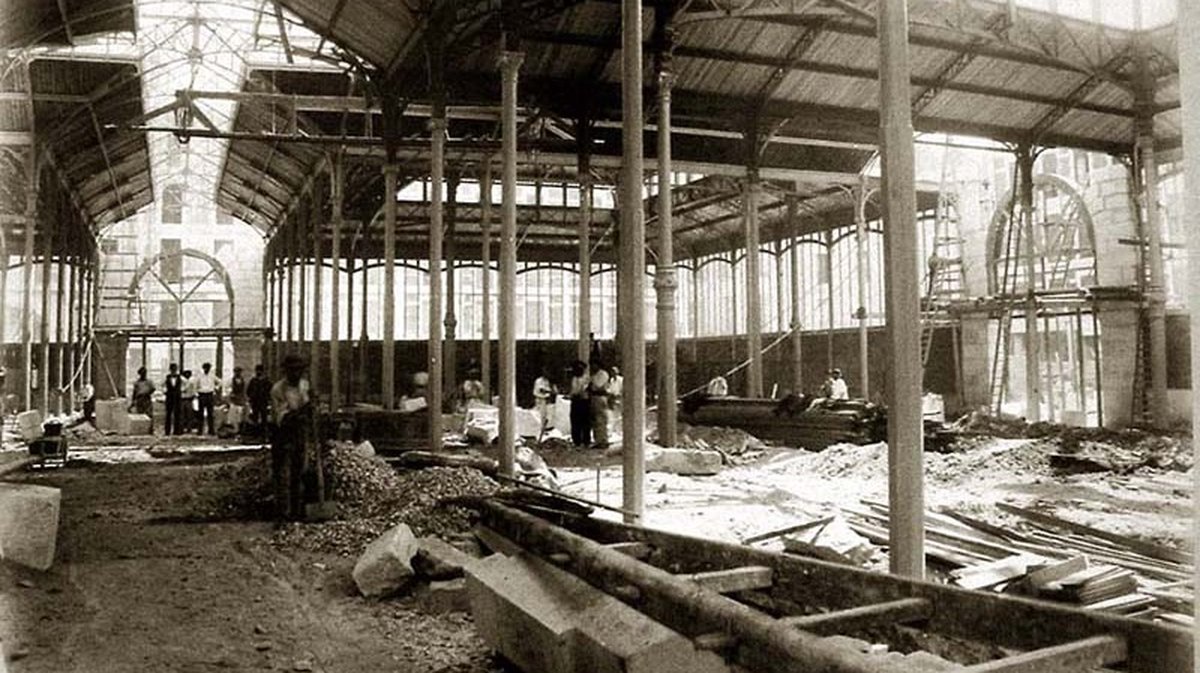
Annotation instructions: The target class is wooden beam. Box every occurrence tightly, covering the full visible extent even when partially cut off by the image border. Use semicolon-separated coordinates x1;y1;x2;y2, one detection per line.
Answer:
960;635;1126;673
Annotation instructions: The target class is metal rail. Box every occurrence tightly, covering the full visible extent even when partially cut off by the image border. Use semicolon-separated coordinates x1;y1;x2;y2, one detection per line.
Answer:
474;501;1192;673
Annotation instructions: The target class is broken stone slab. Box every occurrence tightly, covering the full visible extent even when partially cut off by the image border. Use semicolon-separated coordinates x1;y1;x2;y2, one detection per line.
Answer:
413;536;479;581
352;523;420;598
515;408;543;438
466;552;728;673
0;482;61;571
644;447;723;476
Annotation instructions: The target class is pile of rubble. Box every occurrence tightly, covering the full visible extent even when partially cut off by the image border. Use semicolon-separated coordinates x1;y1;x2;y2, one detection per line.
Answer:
944;411;1192;473
273;442;500;555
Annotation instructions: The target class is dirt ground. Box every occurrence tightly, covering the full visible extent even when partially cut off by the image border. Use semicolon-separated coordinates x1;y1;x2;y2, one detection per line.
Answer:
0;415;1192;670
0;443;503;673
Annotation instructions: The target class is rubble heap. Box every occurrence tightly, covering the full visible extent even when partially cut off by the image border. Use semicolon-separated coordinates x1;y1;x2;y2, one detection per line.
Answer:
274;442;500;555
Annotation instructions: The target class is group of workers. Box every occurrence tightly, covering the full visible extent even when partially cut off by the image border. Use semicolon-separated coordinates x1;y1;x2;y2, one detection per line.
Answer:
564;360;622;450
128;362;275;435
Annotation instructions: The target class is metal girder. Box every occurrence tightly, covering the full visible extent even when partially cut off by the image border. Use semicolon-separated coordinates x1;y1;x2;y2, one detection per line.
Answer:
753;21;825;108
910;10;1011;116
1029;50;1132;143
522;30;1132;119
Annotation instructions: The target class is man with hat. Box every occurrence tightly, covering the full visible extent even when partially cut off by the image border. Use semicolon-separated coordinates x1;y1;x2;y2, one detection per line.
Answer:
270;354;312;522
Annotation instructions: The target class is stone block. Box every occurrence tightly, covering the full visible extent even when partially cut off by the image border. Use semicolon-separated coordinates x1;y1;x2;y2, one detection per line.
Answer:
467;552;728;673
644;447;723;476
467;554;578;673
414;536;478;580
15;410;43;442
352;523;419;598
94;399;130;434
515;408;543;437
415;578;471;614
0;483;61;570
128;414;152;435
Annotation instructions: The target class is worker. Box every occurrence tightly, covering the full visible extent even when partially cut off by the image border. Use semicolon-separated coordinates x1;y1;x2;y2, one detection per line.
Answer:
460;360;484;408
228;367;247;407
195;362;221;435
80;383;96;426
607;365;623;416
825;368;849;401
246;364;272;430
180;369;196;433
0;364;7;417
270;354;312;523
568;360;591;448
707;374;729;397
589;360;612;450
164;363;182;435
532;368;554;431
129;367;155;434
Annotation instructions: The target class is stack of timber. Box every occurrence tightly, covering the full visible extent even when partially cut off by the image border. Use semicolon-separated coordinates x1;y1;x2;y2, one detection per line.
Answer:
678;394;885;450
467;498;1193;672
833;499;1193;625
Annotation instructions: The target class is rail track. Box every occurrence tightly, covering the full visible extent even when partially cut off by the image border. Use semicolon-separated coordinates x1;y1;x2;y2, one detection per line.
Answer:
473;499;1192;672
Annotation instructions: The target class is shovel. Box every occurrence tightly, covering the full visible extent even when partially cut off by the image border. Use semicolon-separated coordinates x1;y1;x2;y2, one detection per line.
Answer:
305;413;337;521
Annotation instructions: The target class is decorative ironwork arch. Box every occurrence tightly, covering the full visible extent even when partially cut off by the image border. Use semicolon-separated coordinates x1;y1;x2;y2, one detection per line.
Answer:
126;248;236;329
986;173;1098;295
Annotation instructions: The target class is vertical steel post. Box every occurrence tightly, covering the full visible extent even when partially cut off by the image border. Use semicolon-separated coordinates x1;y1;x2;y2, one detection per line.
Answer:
39;222;54;412
620;0;646;524
879;0;925;579
382;164;398;409
310;188;323;394
855;179;870;399
1018;146;1041;422
480;162;493;400
578;139;593;363
444;172;460;419
744;174;764;397
499;49;524;477
330;153;343;408
655;65;678;447
428;114;446;449
789;201;803;395
21;159;36;411
1175;0;1200;599
55;251;65;414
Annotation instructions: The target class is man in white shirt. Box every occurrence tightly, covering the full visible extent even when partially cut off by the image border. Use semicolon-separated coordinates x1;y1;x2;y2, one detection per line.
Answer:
195;362;222;435
827;368;849;401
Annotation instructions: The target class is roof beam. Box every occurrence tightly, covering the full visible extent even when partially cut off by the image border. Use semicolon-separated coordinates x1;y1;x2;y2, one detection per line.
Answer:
522;30;1132;118
911;9;1011;115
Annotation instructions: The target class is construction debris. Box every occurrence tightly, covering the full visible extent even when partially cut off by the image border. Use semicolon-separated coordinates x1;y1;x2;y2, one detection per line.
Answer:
352;523;420;598
268;442;500;555
644;446;723;476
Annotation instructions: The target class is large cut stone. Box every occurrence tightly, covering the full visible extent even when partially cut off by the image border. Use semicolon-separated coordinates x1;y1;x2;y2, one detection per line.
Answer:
94;399;130;434
467;552;728;673
0;482;61;570
127;414;152;435
352;523;420;598
15;410;43;442
644;447;723;476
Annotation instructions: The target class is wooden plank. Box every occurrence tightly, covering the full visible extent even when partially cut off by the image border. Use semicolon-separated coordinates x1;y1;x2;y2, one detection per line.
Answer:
743;516;835;545
961;635;1126;672
779;598;932;636
681;566;774;594
997;504;1192;565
